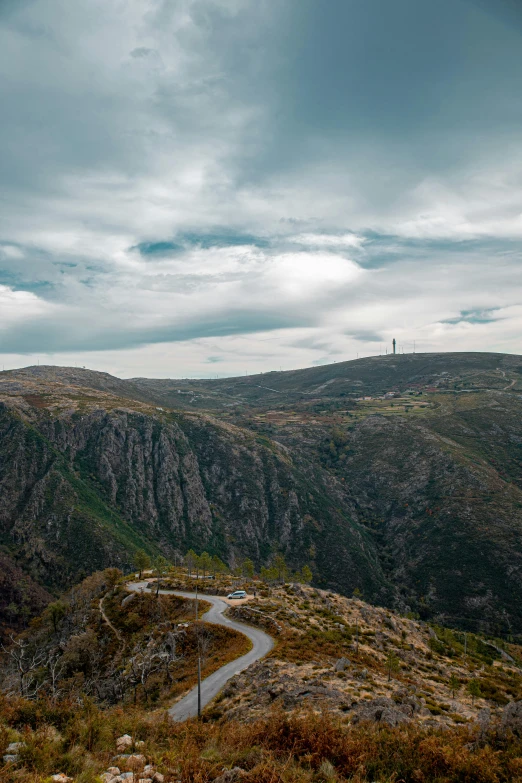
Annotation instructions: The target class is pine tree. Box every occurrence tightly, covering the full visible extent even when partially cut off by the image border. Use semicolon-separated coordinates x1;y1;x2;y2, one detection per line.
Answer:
133;549;151;579
385;650;400;682
153;556;169;596
449;673;460;699
467;678;481;705
199;551;212;579
274;554;288;583
242;558;255;579
185;549;197;577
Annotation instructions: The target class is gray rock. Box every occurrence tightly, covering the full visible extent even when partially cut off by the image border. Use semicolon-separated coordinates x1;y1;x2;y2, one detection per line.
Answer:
334;656;350;672
6;742;24;753
476;707;491;737
3;755;20;764
214;767;246;783
502;700;522;735
351;697;411;727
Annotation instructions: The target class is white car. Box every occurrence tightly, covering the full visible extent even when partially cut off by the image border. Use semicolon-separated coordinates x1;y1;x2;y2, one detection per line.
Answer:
227;590;247;599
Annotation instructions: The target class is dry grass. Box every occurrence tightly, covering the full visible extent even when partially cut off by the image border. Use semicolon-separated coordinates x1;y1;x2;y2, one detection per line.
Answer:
3;697;522;782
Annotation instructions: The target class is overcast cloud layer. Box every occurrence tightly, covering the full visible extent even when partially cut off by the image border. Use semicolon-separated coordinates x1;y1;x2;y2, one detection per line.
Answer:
1;0;522;378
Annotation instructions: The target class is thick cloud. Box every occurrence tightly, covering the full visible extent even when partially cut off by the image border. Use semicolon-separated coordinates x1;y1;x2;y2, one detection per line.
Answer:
0;0;521;376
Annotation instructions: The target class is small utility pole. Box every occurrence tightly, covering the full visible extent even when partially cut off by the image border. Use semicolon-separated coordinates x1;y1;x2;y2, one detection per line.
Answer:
195;581;201;718
197;656;202;718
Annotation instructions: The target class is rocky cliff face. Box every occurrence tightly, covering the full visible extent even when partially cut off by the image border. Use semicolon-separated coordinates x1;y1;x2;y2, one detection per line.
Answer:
0;388;384;603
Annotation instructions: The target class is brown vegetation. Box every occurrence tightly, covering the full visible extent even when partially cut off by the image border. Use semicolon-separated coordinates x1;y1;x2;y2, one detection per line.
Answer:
3;696;522;782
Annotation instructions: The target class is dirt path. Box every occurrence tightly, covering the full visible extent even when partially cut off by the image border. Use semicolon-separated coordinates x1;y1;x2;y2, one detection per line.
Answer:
98;596;123;642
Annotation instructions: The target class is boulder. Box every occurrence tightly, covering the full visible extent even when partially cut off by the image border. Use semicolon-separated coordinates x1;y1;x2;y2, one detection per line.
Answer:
214;768;247;783
126;754;147;769
3;755;20;764
116;734;133;752
502;701;522;736
351;698;411;727
476;707;491;738
108;768;121;776
334;657;350;672
51;775;73;783
6;742;24;753
152;773;164;783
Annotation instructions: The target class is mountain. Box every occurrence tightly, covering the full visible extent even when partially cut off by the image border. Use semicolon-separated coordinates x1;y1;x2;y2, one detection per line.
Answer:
1;352;522;636
0;368;382;607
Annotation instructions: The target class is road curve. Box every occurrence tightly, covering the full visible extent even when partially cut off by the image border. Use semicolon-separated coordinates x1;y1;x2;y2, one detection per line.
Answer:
126;581;274;721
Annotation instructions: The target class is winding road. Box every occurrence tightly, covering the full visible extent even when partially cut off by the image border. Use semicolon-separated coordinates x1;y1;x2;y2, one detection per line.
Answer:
126;581;274;721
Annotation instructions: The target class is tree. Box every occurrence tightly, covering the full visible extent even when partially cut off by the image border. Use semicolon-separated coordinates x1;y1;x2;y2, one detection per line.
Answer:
199;551;212;580
104;568;122;588
274;554;288;584
46;600;67;635
1;634;47;698
242;558;255;579
212;555;227;578
133;549;151;578
449;672;460;699
385;650;400;682
153;556;170;596
299;565;313;584
185;549;197;577
260;565;278;584
467;678;481;705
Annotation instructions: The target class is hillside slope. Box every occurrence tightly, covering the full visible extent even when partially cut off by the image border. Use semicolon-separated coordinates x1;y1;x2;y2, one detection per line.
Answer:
2;353;522;635
0;375;383;606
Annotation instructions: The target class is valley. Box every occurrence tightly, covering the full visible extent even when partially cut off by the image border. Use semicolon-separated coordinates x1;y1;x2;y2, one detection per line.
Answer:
1;351;522;639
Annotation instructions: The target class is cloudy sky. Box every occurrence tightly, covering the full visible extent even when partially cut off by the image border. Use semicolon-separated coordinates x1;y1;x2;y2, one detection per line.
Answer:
1;0;521;378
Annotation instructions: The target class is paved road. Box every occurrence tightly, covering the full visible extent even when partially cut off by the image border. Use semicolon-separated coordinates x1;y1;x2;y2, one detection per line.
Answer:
126;581;274;721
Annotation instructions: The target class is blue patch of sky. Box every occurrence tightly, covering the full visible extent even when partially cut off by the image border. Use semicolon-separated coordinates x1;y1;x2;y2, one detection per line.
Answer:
442;308;502;325
135;240;184;255
136;231;269;256
0;269;55;294
357;233;522;269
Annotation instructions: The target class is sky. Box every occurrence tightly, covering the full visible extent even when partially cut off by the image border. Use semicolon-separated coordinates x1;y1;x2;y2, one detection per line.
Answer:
1;0;522;379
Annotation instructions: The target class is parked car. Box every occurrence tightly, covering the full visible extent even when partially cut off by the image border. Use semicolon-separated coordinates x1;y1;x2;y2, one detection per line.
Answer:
227;590;247;599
